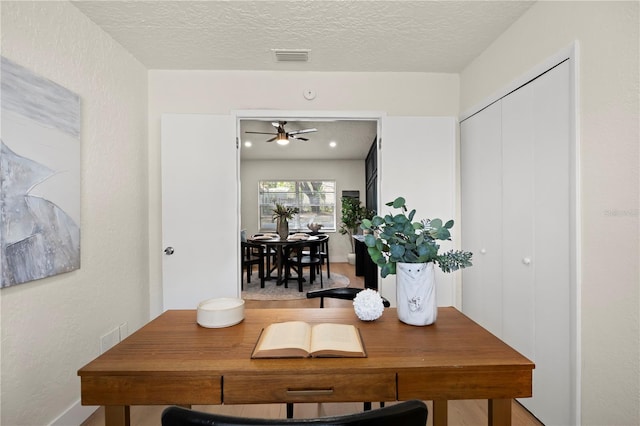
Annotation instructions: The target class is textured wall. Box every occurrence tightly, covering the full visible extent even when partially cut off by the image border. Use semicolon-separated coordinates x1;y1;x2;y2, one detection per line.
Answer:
460;2;639;424
0;2;148;425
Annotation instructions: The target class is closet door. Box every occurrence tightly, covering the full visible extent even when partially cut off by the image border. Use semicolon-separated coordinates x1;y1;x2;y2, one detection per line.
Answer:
502;61;572;424
461;61;572;425
501;82;536;360
460;102;503;335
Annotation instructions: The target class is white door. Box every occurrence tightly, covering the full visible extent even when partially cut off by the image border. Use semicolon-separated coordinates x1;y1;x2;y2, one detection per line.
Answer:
460;102;503;335
502;61;572;424
461;61;573;425
161;114;239;310
380;116;456;307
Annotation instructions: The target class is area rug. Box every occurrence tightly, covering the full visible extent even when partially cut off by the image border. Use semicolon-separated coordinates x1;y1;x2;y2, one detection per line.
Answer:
242;272;350;300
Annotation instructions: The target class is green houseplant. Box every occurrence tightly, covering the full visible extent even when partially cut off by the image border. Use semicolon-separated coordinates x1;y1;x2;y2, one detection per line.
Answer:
339;197;375;266
360;197;472;277
338;197;368;254
272;203;299;240
360;197;472;326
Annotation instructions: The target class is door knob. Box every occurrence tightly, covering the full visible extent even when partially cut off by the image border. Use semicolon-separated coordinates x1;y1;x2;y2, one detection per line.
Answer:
522;257;531;265
164;247;175;255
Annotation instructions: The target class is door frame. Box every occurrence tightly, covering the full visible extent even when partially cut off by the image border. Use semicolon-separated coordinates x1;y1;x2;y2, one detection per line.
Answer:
232;109;386;291
460;42;581;424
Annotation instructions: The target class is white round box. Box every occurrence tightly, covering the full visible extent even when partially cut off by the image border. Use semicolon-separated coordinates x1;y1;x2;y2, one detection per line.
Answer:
197;298;245;328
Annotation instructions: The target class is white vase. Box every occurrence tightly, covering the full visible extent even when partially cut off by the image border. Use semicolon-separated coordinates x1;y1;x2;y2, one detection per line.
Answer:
395;262;437;326
347;252;356;265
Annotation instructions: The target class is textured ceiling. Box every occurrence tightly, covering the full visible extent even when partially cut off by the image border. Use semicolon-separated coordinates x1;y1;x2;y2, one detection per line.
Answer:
70;1;535;159
71;0;535;72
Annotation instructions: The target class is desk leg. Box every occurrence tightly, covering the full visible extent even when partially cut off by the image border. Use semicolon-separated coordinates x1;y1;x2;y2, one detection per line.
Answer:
488;399;511;426
105;405;130;426
432;400;448;426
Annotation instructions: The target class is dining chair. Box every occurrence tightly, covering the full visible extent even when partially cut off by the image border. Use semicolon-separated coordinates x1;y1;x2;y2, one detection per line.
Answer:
252;234;277;280
284;241;323;292
302;234;330;278
241;241;266;289
161;400;428;426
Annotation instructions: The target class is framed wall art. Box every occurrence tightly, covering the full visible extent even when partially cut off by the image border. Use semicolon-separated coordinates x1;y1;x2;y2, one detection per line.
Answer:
1;56;81;288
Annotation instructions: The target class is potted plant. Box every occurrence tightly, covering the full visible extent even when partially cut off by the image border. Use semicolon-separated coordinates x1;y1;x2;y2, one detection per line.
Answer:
361;205;376;232
360;197;472;326
272;203;299;240
338;197;368;264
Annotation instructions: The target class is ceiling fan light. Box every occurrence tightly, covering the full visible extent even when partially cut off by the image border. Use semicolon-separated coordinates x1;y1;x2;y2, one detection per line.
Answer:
276;133;289;145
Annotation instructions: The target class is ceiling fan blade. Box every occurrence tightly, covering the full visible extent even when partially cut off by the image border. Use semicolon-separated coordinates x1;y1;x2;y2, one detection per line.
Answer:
245;131;277;135
288;128;317;135
290;135;309;141
265;137;277;142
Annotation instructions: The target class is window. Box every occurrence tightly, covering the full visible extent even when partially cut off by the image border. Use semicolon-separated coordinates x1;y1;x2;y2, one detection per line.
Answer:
258;180;336;232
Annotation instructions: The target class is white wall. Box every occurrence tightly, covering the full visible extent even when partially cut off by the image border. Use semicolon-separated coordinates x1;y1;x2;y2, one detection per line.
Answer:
460;2;639;424
149;71;459;317
241;159;366;262
0;2;149;425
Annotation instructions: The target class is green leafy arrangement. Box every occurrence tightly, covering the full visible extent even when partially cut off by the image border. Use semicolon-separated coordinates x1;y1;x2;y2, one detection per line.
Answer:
338;197;374;252
272;203;299;221
360;197;473;277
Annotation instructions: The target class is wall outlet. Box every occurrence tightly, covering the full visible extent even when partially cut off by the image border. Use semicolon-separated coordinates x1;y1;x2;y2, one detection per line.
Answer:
100;327;120;354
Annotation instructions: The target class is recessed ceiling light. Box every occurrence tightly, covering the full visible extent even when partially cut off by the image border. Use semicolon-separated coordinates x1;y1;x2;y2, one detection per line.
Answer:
329;141;337;148
244;141;252;147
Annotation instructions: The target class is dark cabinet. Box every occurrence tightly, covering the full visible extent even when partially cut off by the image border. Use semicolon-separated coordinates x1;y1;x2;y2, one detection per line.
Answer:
365;138;377;214
362;138;378;290
354;236;378;290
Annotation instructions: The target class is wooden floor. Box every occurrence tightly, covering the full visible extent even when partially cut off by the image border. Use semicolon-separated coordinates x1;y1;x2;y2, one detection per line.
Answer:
82;263;543;426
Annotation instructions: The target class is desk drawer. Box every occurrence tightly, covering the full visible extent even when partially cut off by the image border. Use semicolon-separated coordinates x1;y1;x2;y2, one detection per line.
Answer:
397;368;532;400
81;375;222;405
224;373;396;404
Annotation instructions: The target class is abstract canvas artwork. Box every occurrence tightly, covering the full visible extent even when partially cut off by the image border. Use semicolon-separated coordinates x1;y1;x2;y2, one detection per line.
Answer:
1;57;81;288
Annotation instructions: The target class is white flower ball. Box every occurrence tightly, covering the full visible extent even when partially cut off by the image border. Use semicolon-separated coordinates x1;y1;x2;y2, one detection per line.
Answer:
353;289;385;321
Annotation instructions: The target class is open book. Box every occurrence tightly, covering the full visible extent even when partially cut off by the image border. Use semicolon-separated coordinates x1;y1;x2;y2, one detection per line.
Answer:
251;321;366;358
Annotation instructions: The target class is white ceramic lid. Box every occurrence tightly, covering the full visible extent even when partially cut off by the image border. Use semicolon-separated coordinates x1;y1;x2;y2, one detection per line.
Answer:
197;297;245;328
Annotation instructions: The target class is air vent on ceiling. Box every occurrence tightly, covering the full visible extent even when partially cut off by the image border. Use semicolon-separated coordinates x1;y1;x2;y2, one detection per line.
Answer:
273;49;310;62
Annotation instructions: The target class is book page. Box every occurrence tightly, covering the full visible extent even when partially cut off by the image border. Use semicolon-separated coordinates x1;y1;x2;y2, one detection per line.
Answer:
257;321;312;352
308;323;364;356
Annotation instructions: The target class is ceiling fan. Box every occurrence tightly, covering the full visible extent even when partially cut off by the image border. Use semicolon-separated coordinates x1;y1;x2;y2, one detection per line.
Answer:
245;121;317;145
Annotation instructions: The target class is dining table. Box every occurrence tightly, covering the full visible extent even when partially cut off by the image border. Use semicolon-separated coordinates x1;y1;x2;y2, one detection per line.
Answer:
248;234;318;286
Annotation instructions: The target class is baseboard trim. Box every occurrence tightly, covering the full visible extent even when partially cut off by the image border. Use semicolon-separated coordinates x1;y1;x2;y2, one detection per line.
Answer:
50;399;97;426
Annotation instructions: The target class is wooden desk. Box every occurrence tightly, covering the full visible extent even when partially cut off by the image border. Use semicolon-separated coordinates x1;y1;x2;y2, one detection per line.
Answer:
78;308;533;426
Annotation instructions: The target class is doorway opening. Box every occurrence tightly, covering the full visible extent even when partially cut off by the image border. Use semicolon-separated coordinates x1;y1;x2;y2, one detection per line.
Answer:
235;112;382;269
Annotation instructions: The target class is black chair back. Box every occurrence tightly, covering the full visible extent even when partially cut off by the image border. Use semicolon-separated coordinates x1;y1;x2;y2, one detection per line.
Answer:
306;287;391;308
161;400;428;426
